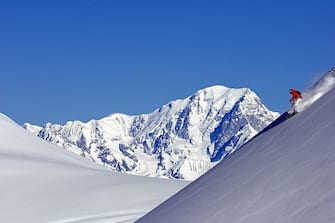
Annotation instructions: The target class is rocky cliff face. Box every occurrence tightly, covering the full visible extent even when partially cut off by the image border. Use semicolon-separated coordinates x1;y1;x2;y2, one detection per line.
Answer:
24;85;278;180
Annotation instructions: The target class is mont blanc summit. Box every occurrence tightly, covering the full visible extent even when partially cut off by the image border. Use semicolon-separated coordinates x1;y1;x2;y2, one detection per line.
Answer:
24;85;278;180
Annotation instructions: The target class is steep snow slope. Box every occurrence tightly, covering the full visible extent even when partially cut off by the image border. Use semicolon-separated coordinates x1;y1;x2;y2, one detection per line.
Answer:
137;74;335;222
24;86;278;180
0;113;188;223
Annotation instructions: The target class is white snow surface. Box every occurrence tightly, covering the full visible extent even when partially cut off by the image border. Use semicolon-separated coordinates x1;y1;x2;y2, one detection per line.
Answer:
137;71;335;222
0;113;188;223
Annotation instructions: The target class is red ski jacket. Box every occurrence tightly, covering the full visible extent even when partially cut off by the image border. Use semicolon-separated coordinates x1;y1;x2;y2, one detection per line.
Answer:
289;89;302;102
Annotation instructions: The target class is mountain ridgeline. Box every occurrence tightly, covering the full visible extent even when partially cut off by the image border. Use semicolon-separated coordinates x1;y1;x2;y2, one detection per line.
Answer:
24;86;278;180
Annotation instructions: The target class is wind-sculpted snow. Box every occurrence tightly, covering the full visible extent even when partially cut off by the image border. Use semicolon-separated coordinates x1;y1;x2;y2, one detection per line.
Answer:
292;66;335;113
137;70;335;223
0;113;188;223
24;86;278;180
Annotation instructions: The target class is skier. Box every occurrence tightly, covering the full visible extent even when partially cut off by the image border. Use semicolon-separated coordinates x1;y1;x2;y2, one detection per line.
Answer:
289;89;302;103
287;89;302;118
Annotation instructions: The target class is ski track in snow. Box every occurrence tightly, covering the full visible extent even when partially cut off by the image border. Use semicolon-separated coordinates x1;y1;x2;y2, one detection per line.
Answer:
54;210;146;223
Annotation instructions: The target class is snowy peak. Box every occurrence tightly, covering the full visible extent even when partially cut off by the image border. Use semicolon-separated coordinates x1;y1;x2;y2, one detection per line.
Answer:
189;86;251;113
24;85;279;180
193;85;247;103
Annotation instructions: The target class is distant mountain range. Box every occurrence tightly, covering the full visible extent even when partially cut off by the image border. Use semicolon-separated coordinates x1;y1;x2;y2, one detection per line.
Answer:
24;85;279;180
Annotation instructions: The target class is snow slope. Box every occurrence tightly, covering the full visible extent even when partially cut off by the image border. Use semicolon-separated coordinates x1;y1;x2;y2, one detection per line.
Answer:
24;85;278;180
137;71;335;222
0;113;188;223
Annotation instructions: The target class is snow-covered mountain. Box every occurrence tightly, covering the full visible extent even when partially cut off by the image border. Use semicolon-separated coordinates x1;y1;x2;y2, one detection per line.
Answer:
137;67;335;223
0;113;188;223
24;85;279;180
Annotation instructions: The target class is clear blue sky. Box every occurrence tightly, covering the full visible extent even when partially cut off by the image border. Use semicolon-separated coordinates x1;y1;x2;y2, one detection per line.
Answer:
1;0;334;126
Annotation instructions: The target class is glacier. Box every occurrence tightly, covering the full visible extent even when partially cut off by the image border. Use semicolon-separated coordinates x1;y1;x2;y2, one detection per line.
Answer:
24;85;279;180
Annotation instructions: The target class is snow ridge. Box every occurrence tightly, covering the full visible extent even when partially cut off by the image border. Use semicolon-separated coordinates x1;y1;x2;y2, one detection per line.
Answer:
24;85;279;180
